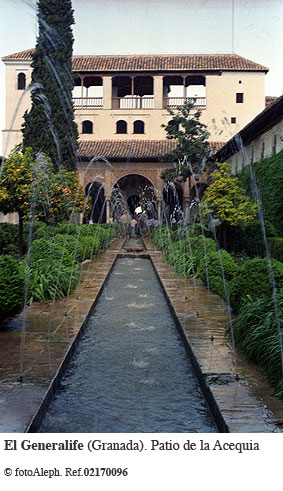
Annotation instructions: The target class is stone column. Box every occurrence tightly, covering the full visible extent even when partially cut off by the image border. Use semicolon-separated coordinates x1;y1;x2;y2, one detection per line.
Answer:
157;200;161;223
80;75;84;99
183;76;187;98
103;76;112;109
153;75;163;109
106;198;111;223
184;198;190;225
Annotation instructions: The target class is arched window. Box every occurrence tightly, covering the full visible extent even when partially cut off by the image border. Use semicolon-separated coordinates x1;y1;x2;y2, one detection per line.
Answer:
82;120;93;134
133;120;144;134
17;72;26;90
116;120;127;134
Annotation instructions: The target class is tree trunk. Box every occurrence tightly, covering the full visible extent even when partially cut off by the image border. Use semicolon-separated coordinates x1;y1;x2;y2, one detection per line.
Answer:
18;212;24;257
222;223;228;251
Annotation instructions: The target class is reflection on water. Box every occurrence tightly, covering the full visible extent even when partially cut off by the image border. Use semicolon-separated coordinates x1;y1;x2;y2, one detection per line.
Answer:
39;258;217;433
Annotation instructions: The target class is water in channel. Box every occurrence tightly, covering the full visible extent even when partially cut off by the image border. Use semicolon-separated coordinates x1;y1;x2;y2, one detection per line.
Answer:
39;257;217;432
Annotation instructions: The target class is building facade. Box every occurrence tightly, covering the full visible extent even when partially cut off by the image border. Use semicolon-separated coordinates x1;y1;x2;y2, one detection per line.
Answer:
1;50;268;221
215;95;283;174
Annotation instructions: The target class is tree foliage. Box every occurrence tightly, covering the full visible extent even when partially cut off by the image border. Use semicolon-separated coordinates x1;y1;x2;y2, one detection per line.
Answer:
160;102;213;183
201;163;257;227
0;146;89;253
22;0;78;171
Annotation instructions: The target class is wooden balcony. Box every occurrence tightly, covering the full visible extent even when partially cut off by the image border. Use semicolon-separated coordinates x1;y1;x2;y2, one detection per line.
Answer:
112;96;154;109
73;97;103;108
163;97;206;109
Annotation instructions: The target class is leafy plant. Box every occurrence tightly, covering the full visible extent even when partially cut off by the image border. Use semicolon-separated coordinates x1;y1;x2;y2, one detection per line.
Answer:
201;162;257;249
0;256;25;323
232;290;283;396
27;259;79;304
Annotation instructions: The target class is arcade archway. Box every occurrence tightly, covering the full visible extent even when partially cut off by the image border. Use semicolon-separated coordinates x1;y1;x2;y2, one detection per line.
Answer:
85;181;106;223
163;182;183;221
111;174;157;219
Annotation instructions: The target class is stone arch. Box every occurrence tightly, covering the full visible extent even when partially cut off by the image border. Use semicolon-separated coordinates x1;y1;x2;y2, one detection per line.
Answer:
190;181;209;201
85;181;106;223
111;173;157;219
17;72;26;90
163;182;183;221
82;120;93;134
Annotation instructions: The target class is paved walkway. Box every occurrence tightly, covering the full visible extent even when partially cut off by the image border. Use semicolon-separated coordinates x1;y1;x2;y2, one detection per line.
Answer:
0;236;282;432
143;237;283;433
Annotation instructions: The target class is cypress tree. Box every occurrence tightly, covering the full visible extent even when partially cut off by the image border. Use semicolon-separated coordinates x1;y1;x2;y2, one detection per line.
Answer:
22;0;78;171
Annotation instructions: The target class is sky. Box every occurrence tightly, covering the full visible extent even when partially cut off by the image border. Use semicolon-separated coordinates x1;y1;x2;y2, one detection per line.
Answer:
0;0;282;153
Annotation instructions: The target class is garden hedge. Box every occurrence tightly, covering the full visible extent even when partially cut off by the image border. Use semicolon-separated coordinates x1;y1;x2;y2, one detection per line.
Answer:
229;257;283;313
0;255;25;323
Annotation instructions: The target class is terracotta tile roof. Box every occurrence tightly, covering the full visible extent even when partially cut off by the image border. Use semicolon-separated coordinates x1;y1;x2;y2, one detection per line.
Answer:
2;48;34;61
2;49;268;72
78;139;224;160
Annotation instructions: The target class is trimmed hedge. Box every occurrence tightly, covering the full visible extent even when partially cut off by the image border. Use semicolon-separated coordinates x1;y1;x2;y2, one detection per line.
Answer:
199;249;238;284
229;257;283;313
28;238;74;267
238;149;283;236
208;275;230;301
0;256;25;323
0;223;20;255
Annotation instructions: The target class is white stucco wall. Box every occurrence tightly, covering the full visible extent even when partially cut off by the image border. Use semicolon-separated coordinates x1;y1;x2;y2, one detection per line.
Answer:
2;59;267;157
228;118;283;174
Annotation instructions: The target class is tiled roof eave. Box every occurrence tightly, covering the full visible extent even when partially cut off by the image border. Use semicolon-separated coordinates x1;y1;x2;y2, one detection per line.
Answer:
2;50;269;72
78;139;224;160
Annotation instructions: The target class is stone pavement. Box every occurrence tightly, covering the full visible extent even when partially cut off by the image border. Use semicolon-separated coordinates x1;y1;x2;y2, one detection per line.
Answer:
0;235;282;432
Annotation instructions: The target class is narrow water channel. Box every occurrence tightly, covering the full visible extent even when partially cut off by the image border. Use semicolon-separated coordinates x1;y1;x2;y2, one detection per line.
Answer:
39;257;217;432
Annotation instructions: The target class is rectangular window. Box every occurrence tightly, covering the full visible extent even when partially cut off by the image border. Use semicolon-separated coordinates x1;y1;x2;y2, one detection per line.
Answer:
273;134;277;154
236;93;244;103
231;117;236;124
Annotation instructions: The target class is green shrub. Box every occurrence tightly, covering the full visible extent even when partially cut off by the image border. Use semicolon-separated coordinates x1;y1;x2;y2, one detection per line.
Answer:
0;223;20;255
215;219;276;257
189;236;217;275
199;249;238;284
232;289;283;396
238;220;277;257
80;224;114;248
207;275;230;301
79;235;100;259
31;221;52;240
53;234;85;262
268;238;283;262
54;222;80;236
27;259;79;303
229;257;283;313
0;256;25;323
28;238;74;267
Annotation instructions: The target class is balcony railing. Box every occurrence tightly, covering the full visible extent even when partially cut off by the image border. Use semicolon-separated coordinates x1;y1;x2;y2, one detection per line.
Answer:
112;96;154;109
73;97;103;108
163;97;206;109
